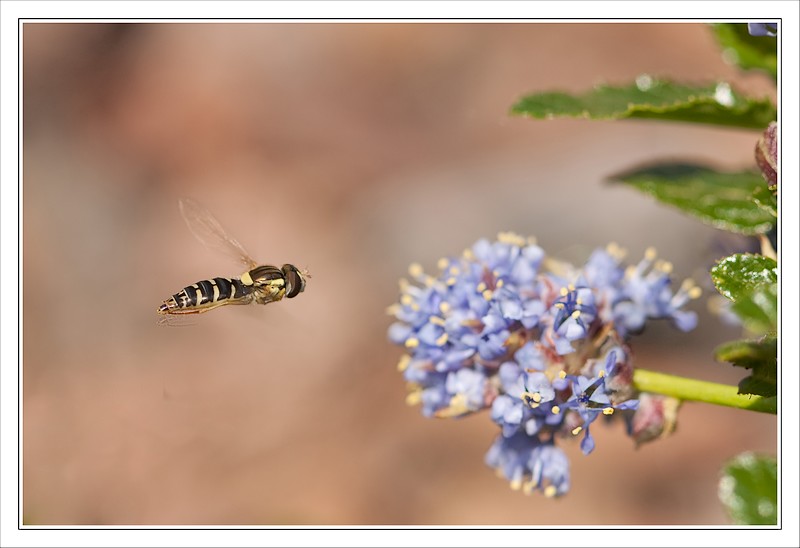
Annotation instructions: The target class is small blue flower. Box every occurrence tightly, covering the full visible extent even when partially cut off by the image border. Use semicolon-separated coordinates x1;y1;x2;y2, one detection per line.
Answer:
548;285;598;355
438;368;489;417
491;394;524;437
748;22;777;37
529;442;571;497
612;248;700;336
485;432;570;497
491;362;529;436
562;351;639;454
416;380;448;418
514;341;545;371
583;246;626;289
477;328;511;361
491;361;563;437
524;372;556;405
588;344;636;403
403;367;487;419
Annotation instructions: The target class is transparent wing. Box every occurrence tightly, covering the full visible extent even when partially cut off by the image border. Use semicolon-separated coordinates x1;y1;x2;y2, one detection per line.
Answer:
157;314;198;328
178;198;257;269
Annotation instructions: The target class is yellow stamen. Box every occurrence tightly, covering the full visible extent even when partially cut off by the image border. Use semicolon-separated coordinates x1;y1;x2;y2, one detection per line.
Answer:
429;316;446;326
386;304;400;315
524;391;542;403
405;391;422;406
400;294;413;306
570;310;581;320
463;249;474;260
496;279;504;288
482;289;493;301
521;392;541;409
544;485;558;498
449;266;460;276
404;337;419;349
510;478;522;491
560;287;569;297
606;242;626;259
476;282;487;293
688;286;702;299
603;407;614;415
435;394;469;418
446;277;457;286
408;263;424;277
435;333;449;346
397;355;410;372
645;247;657;261
598;369;606;378
572;426;582;436
551;405;561;415
439;302;451;314
558;370;567;379
410;303;420;311
522;481;535;495
497;232;526;247
437;258;449;270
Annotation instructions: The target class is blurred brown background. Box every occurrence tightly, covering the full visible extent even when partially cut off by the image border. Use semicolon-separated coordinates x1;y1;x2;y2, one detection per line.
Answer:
22;22;777;525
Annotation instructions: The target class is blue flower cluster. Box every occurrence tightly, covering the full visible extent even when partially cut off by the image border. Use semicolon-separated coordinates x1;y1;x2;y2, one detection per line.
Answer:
388;233;699;497
747;22;777;37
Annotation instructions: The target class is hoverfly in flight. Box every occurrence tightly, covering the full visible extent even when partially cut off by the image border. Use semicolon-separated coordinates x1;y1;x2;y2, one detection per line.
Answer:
157;198;308;322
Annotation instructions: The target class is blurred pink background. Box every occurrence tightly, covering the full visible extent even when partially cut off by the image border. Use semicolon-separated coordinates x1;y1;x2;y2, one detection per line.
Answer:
23;22;776;525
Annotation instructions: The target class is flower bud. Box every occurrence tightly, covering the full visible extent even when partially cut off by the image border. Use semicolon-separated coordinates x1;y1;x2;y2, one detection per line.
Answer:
755;122;777;187
629;393;681;447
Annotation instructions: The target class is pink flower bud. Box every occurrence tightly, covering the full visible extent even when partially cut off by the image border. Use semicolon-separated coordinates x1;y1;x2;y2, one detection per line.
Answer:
755;122;777;187
630;393;681;447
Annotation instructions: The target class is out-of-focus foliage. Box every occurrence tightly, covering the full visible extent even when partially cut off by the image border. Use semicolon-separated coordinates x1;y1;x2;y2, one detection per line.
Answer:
511;78;776;129
611;164;774;235
719;453;778;525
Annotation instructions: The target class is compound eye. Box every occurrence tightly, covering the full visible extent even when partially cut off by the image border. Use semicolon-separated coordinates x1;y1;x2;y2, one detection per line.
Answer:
282;264;305;298
247;265;282;286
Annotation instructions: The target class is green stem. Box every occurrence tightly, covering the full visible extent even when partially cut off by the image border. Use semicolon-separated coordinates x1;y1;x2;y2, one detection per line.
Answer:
633;369;777;414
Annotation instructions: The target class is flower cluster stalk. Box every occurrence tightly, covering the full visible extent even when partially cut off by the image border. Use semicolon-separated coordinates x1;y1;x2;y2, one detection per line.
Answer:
633;369;777;414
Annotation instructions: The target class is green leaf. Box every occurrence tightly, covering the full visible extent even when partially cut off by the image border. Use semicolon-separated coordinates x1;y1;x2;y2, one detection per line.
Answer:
710;254;777;301
715;336;777;397
731;283;778;334
716;336;777;369
719;453;777;525
611;164;775;235
752;184;778;217
711;23;778;79
711;254;777;333
510;78;777;129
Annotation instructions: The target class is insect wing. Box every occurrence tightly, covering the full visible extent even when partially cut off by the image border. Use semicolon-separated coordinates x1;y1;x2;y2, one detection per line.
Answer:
178;198;257;269
157;313;199;328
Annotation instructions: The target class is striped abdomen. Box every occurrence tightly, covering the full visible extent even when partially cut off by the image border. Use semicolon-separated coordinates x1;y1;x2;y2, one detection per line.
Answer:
158;277;251;314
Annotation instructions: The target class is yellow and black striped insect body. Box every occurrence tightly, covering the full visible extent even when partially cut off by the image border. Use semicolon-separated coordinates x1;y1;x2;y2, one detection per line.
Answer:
157;199;308;321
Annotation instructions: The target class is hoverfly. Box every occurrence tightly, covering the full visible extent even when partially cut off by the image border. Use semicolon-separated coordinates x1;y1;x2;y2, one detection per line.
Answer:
157;198;308;322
